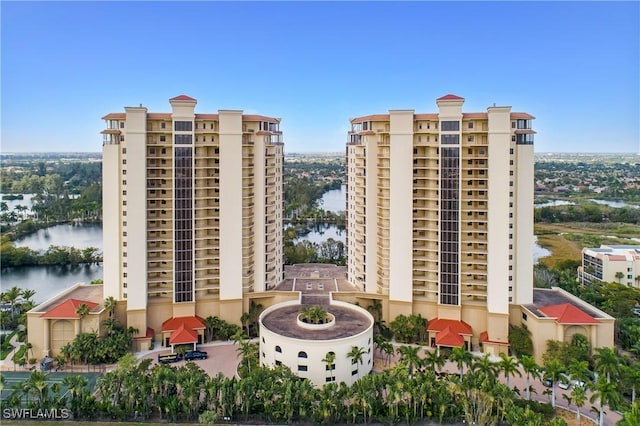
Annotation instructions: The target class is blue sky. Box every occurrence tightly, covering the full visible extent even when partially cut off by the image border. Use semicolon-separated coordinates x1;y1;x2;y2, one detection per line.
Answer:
1;1;638;153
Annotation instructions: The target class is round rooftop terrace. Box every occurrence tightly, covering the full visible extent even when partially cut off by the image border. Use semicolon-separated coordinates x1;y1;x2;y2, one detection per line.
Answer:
261;304;371;340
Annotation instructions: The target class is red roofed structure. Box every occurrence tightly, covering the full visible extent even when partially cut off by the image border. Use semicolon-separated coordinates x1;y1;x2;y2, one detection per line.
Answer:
41;299;99;319
170;94;197;102
168;324;199;347
161;316;205;332
427;318;472;349
436;94;465;101
161;316;205;350
435;327;465;347
539;304;599;324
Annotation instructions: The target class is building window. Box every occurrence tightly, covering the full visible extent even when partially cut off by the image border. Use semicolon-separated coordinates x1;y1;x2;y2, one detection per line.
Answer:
442;134;459;144
468;122;474;129
160;136;166;142
175;134;193;144
275;360;281;366
161;122;166;129
298;351;308;358
298;365;308;372
275;345;282;353
441;121;460;131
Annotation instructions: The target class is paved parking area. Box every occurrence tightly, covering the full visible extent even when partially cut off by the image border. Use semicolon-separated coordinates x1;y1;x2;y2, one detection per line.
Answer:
137;341;241;378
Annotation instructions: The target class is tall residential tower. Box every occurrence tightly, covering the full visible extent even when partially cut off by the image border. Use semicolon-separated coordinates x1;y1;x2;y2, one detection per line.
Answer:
346;94;535;354
101;95;284;347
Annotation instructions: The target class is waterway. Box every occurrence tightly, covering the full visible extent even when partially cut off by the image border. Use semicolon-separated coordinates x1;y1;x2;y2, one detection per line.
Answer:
2;223;104;304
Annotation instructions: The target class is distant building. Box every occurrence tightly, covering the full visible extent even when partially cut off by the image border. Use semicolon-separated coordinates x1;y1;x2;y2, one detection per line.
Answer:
578;245;640;287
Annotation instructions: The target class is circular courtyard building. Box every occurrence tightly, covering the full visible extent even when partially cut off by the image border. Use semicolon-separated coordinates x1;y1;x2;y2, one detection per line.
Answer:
259;299;374;387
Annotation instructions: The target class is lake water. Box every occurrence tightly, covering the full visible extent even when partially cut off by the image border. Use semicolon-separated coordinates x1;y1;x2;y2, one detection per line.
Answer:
14;223;103;252
0;264;103;305
2;223;104;304
534;200;575;208
318;185;346;213
590;199;639;209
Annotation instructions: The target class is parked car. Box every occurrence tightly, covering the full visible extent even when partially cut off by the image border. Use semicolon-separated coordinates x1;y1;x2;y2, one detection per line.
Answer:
158;353;181;364
542;377;553;387
184;350;208;361
558;374;571;390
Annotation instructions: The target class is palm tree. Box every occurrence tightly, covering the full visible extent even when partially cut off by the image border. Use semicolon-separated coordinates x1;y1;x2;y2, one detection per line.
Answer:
240;312;251;336
3;286;21;321
498;353;522;389
568;359;591;386
76;303;90;333
21;289;36;304
424;349;446;374
347;346;366;380
472;354;498;383
542;358;565;408
618;401;640;426
204;316;218;342
569;383;587;424
103;296;117;319
235;339;256;375
378;340;395;367
520;355;541;401
590;377;621;426
450;346;473;379
594;346;620;383
322;351;336;382
396;345;422;378
615;271;624;283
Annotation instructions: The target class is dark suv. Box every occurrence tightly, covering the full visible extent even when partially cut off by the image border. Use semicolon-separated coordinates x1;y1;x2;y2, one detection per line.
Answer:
184;350;208;361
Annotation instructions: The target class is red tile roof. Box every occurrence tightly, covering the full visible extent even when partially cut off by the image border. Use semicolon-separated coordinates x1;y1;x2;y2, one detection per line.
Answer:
427;318;473;335
539;304;599;324
170;95;197;102
169;324;199;345
134;327;155;340
479;330;508;345
511;112;536;119
101;113;125;120
463;113;488;119
147;113;171;119
242;114;280;123
195;114;219;120
161;316;205;332
414;113;439;120
41;299;99;319
437;94;465;101
435;327;465;347
350;114;390;124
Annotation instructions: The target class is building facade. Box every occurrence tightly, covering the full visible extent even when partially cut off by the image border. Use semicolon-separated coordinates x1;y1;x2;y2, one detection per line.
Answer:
578;245;640;287
101;95;284;347
346;94;536;354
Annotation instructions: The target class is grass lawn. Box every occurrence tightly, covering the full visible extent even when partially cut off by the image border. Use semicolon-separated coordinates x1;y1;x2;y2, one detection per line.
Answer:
535;222;640;268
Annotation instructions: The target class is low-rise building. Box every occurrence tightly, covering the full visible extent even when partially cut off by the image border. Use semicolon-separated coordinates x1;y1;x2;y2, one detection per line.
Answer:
578;245;640;287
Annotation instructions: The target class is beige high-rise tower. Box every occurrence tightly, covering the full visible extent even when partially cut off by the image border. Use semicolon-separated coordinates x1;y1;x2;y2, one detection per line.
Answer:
346;94;535;354
101;95;284;348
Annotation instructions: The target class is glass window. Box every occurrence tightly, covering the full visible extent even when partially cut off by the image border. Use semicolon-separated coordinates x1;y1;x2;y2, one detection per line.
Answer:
174;121;193;131
441;121;459;131
298;351;307;358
